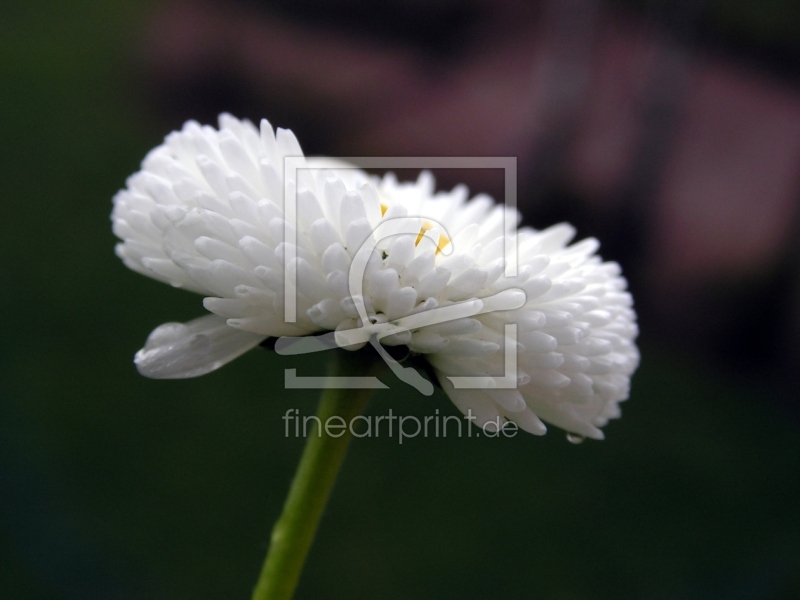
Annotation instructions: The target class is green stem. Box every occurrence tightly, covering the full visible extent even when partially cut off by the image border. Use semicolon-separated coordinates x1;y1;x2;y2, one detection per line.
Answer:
252;351;376;600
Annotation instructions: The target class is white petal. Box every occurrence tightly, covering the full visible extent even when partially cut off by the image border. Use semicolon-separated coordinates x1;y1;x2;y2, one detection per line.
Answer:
134;314;265;379
437;377;500;429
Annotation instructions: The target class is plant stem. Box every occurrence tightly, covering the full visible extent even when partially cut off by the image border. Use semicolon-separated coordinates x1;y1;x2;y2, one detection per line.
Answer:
251;351;375;600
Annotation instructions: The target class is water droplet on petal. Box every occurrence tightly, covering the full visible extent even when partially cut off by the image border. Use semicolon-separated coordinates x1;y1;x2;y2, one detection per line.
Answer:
566;433;585;444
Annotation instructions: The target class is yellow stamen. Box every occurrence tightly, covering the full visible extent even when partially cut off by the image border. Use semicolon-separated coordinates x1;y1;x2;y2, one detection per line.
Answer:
415;221;432;246
380;202;388;216
436;233;450;254
415;220;450;255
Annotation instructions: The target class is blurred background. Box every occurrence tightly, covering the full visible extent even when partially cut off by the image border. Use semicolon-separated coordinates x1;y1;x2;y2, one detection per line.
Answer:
2;0;800;597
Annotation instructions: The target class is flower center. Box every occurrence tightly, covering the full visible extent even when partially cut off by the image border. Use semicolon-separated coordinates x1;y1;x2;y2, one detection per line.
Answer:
380;201;450;254
415;221;450;255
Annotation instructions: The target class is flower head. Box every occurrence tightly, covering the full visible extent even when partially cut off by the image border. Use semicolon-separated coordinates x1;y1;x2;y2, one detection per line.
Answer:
113;115;639;440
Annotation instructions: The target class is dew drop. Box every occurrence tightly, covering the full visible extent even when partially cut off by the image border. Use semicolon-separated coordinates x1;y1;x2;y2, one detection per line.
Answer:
566;433;585;445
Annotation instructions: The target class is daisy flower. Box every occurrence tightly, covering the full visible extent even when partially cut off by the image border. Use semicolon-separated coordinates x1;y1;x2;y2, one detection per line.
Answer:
112;114;639;441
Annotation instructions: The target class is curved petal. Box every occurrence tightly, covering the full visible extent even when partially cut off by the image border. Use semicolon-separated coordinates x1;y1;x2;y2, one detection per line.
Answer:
436;373;501;430
134;314;266;379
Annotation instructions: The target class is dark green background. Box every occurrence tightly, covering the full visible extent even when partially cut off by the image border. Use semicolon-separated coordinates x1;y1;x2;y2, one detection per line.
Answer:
2;2;799;598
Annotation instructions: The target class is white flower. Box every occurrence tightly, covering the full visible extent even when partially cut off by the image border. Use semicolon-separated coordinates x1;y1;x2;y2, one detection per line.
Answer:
112;114;639;440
